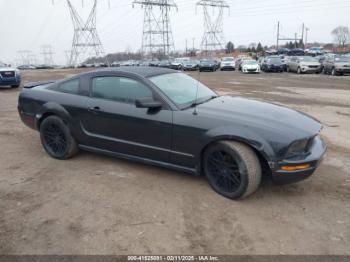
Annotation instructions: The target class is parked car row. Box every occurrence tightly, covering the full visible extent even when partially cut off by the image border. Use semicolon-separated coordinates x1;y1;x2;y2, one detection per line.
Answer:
131;54;350;76
255;53;350;76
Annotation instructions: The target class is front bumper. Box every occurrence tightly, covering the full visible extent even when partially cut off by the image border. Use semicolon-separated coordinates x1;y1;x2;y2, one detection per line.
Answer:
242;68;260;73
271;135;327;184
0;76;21;86
199;66;215;71
335;67;350;74
220;65;235;70
301;66;321;73
183;66;198;71
266;66;283;72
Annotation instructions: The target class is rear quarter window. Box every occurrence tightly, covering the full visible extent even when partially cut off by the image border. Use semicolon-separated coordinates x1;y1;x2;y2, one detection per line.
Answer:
57;79;80;95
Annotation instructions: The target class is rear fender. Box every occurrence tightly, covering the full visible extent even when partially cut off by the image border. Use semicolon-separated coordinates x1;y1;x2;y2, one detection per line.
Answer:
35;102;73;130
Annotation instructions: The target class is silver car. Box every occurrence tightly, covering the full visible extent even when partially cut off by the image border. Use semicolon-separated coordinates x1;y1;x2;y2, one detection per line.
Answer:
287;56;321;74
322;55;350;76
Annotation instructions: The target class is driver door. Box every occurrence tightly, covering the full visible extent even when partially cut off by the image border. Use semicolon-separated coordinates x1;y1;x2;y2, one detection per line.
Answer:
80;74;173;163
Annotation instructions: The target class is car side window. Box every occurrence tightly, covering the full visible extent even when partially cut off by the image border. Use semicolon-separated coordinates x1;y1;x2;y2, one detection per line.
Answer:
58;78;80;95
92;76;153;104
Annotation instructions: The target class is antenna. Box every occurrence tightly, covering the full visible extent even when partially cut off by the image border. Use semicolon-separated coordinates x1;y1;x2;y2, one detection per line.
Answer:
193;69;201;115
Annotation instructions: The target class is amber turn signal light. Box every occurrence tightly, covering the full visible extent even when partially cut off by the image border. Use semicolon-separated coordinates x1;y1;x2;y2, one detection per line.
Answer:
281;164;311;171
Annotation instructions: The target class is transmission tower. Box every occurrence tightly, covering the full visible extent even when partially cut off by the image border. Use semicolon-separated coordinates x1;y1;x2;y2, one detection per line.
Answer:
41;45;55;65
18;50;32;65
133;0;177;57
196;0;229;54
66;0;107;66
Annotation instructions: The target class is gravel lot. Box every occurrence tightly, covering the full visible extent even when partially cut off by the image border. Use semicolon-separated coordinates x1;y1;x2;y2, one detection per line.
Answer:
0;69;349;255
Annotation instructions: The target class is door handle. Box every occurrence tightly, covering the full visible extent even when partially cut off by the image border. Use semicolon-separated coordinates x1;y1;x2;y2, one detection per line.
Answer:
88;106;101;114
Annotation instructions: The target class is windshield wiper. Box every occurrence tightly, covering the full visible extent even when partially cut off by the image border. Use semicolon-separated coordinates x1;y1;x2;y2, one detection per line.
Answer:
183;95;219;110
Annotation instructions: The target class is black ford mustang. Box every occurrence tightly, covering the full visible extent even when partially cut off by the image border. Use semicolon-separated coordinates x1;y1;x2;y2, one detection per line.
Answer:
18;67;327;199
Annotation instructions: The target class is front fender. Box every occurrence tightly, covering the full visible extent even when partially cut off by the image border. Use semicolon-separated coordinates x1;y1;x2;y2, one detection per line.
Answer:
198;125;276;163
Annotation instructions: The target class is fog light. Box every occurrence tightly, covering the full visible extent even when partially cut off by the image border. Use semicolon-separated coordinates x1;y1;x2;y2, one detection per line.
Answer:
281;164;311;171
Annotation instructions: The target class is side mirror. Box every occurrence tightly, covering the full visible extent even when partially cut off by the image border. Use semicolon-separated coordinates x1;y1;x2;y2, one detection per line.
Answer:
135;97;162;109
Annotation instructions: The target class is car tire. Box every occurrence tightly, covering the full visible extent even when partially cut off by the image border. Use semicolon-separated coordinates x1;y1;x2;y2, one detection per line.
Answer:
11;84;20;88
297;67;301;74
203;141;262;199
286;66;290;73
40;116;79;160
331;68;338;76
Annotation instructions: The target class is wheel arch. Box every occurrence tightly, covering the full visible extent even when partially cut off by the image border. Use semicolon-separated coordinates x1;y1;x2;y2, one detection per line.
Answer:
197;134;273;177
35;102;73;130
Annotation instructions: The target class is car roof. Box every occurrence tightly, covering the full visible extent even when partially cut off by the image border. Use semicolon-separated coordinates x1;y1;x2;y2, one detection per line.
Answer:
80;66;177;78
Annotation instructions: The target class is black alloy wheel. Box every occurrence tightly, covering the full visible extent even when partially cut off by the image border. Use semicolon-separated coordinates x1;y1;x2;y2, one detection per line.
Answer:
207;150;242;193
42;123;67;156
204;141;262;199
40;116;78;159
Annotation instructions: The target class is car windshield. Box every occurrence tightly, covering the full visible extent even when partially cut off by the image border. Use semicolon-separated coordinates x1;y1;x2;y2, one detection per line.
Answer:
149;73;217;108
299;56;317;62
222;57;234;61
244;60;257;65
268;58;281;64
335;57;350;62
0;63;6;68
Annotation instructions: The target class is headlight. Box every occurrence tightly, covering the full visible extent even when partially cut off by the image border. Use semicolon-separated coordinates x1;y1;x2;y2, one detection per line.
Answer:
285;139;309;158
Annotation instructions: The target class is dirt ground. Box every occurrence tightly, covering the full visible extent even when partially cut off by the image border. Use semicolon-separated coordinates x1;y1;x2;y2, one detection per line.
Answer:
0;69;349;255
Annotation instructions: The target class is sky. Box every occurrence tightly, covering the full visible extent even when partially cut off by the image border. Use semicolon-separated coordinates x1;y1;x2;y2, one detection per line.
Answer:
0;0;349;65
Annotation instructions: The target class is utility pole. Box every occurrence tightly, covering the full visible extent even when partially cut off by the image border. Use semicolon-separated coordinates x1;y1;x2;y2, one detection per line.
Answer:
276;22;305;49
301;23;305;43
196;0;229;55
133;0;177;58
54;0;107;67
276;21;280;50
185;39;188;55
41;45;55;65
305;27;309;47
192;37;195;51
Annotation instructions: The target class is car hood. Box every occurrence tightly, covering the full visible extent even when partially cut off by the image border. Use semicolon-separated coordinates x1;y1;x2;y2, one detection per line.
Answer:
196;96;322;141
0;67;17;72
243;64;259;68
335;62;350;67
300;62;320;66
